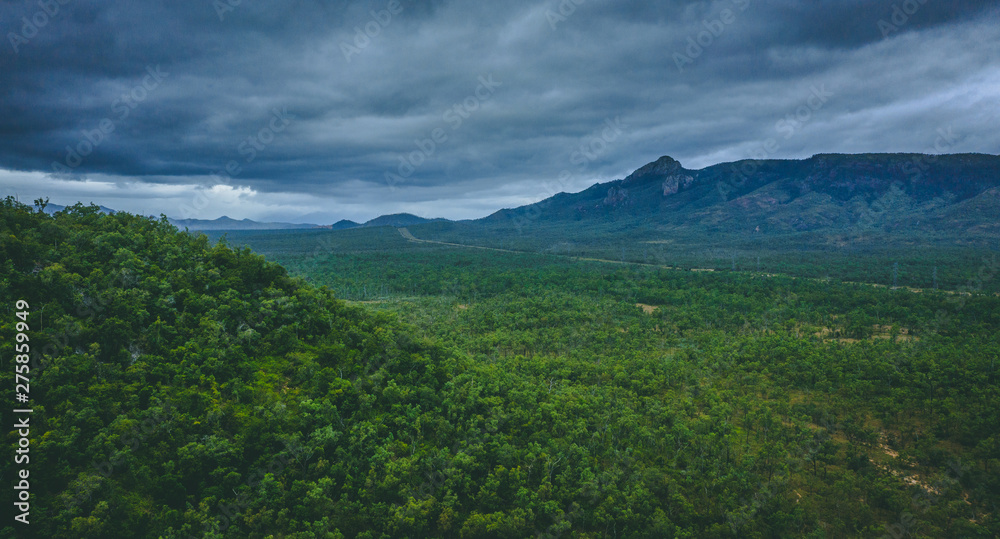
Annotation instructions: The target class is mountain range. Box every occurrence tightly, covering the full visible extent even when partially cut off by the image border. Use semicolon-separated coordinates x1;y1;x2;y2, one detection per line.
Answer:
472;152;1000;247
39;153;1000;245
41;202;118;215
167;213;443;231
485;154;1000;231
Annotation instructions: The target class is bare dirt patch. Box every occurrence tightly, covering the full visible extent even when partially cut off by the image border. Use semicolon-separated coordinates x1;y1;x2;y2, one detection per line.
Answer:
636;303;659;314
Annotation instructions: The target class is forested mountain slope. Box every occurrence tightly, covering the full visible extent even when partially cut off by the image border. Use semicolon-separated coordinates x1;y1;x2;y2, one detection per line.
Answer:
1;200;456;538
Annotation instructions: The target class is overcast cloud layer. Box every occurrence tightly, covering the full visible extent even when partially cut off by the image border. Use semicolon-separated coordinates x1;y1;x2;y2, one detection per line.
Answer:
1;0;998;222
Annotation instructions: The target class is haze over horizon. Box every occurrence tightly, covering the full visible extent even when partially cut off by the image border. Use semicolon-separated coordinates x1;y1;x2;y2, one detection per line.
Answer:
2;1;998;224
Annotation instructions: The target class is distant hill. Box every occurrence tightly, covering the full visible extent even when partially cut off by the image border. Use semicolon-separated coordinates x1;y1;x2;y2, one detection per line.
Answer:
168;216;320;231
362;213;445;228
41;202;117;215
168;214;445;231
331;219;362;230
34;200;446;232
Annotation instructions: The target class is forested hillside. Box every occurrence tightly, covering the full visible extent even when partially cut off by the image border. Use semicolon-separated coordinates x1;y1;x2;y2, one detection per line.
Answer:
1;200;456;538
3;200;999;538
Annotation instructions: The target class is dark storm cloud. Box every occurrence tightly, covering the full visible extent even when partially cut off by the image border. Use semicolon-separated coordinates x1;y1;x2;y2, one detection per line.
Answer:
1;0;997;221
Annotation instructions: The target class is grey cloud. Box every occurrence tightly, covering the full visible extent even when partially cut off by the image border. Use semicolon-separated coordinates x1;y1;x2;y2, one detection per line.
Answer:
1;0;998;221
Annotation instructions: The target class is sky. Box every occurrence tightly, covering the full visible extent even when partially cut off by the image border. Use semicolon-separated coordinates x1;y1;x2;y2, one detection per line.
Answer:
1;0;998;224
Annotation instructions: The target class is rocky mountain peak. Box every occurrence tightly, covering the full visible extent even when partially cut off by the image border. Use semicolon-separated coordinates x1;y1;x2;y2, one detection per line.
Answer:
623;155;683;183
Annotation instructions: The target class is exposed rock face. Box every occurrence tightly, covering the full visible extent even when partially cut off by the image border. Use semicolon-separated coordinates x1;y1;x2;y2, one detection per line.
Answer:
661;174;694;196
603;185;629;207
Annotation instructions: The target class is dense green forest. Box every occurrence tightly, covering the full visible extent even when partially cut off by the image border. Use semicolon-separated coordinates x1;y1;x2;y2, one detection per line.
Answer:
3;199;999;537
204;221;1000;297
